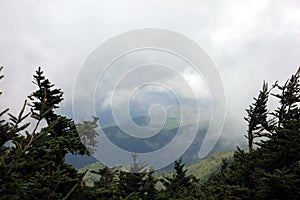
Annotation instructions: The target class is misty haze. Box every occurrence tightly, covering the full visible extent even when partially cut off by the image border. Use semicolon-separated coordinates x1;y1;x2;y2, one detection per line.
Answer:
0;1;299;199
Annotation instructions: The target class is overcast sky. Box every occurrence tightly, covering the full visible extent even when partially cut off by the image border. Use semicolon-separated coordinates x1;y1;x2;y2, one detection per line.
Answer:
0;0;300;146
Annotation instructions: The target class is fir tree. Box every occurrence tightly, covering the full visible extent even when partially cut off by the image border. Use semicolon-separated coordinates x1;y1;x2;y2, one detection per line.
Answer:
0;67;89;199
76;116;99;154
83;166;118;200
117;154;149;199
0;66;31;199
244;81;271;152
200;67;300;199
160;159;200;199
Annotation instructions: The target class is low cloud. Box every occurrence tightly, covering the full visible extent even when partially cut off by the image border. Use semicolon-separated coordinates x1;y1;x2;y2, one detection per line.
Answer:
0;0;299;147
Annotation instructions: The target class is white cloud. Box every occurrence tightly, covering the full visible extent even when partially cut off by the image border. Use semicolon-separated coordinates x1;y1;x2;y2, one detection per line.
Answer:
0;0;299;142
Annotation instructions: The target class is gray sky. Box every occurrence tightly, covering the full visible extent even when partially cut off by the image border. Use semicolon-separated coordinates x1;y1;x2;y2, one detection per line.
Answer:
0;0;300;145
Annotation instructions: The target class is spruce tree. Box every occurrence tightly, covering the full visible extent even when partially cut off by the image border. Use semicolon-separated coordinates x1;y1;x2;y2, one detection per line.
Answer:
82;166;119;200
0;66;31;199
117;154;149;199
0;67;89;199
244;81;270;152
76;116;99;154
200;67;300;199
160;159;200;199
24;67;89;199
254;67;300;199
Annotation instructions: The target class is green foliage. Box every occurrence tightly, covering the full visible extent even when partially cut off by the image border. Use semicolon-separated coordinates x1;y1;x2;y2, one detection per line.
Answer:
159;159;200;199
117;154;156;200
244;81;271;151
28;67;88;156
256;168;300;199
187;150;234;181
79;154;158;200
201;67;300;199
80;166;119;199
0;67;89;199
77;162;106;186
76;116;99;154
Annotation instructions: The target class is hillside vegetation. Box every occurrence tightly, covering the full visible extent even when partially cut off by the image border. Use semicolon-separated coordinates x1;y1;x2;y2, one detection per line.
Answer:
186;150;234;181
78;150;235;186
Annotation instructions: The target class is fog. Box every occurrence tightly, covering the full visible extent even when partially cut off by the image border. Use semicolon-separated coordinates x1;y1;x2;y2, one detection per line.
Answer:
1;0;299;152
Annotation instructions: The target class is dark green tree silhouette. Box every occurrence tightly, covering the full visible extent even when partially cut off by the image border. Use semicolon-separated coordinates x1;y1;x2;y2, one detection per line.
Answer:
200;67;300;199
244;81;271;152
80;166;118;200
160;159;200;199
0;66;31;199
117;154;149;199
0;67;89;199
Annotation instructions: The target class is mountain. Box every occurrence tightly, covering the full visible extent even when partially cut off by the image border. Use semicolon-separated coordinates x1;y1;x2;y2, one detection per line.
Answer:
65;154;98;168
186;150;234;181
66;115;232;169
77;150;235;186
99;116;231;168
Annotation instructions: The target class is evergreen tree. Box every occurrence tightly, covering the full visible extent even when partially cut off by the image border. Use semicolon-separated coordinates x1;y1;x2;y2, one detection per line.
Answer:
81;166;118;200
160;159;200;199
200;67;300;199
28;67;88;156
22;67;89;199
244;81;271;152
143;170;157;200
76;116;99;154
254;67;300;199
0;67;89;199
117;154;149;199
0;66;31;199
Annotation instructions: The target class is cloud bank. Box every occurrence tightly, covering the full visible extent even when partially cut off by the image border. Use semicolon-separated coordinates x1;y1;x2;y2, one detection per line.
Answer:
0;0;299;147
